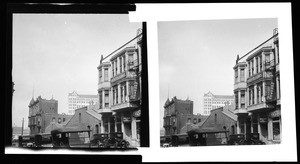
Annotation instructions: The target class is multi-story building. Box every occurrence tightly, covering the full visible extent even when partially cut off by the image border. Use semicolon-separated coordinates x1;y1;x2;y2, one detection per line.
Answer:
233;28;280;144
28;96;72;134
202;91;234;116
68;91;98;115
95;29;143;147
163;96;208;136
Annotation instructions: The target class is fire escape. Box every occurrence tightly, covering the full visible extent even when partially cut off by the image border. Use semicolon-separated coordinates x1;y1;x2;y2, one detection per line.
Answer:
264;59;276;106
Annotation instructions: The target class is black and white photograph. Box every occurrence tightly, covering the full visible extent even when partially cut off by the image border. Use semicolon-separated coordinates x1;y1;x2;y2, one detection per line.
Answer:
158;18;281;147
9;12;147;149
4;2;296;163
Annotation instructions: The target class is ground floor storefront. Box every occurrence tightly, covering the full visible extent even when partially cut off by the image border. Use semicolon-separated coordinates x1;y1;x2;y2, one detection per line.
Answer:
236;106;281;144
100;109;141;147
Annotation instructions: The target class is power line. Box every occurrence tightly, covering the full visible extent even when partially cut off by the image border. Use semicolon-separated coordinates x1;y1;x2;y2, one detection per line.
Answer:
237;33;278;62
102;33;142;61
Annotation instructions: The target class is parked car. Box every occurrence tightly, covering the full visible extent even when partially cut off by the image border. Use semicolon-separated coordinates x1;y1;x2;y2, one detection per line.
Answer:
33;133;53;148
90;133;109;148
51;126;92;148
171;133;189;147
160;135;172;147
187;128;229;146
228;134;245;145
104;132;129;148
18;135;35;148
244;133;265;145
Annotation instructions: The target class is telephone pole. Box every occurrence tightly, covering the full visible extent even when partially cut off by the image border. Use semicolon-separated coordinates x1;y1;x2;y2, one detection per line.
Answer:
21;118;24;136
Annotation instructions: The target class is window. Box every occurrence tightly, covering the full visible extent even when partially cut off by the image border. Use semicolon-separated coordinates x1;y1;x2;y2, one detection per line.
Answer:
123;55;126;71
241;90;245;108
273;117;280;140
63;118;66;122
104;90;109;107
119;57;123;73
112;62;114;77
187;118;191;124
104;68;108;82
198;118;201;123
193;118;197;124
128;54;133;63
251;60;254;76
259;55;262;71
257;83;262;103
99;68;102;83
235;69;238;83
265;54;270;63
255;57;258;74
120;85;124;103
252;87;255;105
115;60;118;75
240;68;245;82
58;118;61;124
116;87;118;104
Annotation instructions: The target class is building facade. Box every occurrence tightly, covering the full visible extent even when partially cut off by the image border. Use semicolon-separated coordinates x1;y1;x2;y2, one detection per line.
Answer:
163;96;208;135
233;28;280;144
202;91;234;116
95;29;143;147
28;96;72;135
68;91;98;115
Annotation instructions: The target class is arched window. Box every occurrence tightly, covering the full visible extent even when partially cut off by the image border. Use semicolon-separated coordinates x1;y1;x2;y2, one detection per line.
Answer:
87;125;90;130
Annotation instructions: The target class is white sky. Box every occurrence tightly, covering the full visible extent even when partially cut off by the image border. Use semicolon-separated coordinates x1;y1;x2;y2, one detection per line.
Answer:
12;14;141;127
158;18;278;127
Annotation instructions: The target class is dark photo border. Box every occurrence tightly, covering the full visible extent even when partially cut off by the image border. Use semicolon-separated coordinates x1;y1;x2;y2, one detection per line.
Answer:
4;3;149;154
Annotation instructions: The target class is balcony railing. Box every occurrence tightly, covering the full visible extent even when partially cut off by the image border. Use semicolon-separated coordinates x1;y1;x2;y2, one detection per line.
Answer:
247;102;273;112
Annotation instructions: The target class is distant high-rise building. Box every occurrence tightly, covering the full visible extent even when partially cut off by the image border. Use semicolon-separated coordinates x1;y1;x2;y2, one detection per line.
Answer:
67;91;98;115
202;91;235;116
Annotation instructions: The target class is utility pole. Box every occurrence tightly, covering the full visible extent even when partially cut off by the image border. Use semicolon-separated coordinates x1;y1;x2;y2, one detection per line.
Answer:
21;118;24;136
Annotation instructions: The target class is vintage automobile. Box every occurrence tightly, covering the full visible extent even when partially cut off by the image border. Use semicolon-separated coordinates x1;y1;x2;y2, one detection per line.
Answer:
33;133;53;147
160;135;172;147
187;127;229;146
227;134;245;145
90;133;109;148
171;133;189;147
103;132;130;148
243;133;266;145
18;135;35;147
51;126;92;148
